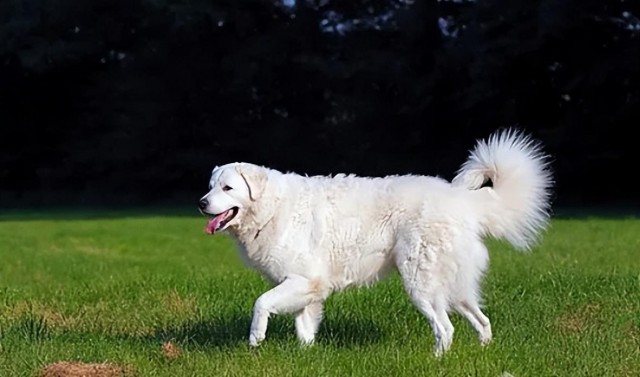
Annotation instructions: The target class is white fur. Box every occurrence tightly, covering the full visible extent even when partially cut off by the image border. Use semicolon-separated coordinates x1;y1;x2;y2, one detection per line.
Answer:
199;129;552;356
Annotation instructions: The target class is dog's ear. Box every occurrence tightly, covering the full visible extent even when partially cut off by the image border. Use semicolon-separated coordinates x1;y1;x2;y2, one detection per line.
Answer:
235;164;267;201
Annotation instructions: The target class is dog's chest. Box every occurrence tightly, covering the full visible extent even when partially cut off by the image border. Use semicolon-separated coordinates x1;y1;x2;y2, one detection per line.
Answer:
235;241;295;283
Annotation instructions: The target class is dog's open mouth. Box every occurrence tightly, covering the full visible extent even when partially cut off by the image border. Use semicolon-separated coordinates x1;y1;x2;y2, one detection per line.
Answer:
204;207;239;234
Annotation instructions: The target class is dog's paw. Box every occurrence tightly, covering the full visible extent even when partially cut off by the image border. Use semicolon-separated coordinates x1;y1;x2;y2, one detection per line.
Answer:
479;325;492;346
433;332;453;358
298;337;316;347
249;333;264;347
295;327;316;346
433;339;449;358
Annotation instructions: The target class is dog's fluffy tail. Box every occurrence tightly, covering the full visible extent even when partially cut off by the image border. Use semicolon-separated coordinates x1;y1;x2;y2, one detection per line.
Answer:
452;129;553;250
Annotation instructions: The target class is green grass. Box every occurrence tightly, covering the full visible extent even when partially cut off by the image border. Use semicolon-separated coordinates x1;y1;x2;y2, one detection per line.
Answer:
1;210;639;376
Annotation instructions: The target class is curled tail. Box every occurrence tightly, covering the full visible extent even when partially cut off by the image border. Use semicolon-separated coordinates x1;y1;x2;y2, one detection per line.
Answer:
452;129;553;250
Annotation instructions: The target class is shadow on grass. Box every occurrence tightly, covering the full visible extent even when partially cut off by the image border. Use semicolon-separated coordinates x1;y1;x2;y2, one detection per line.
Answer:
142;314;255;349
317;316;385;348
134;312;384;350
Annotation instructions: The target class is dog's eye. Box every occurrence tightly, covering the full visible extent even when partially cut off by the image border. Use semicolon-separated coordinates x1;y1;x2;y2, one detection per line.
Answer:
222;185;233;192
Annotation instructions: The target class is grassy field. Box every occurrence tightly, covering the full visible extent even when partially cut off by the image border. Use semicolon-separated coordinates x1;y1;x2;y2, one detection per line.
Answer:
0;209;639;376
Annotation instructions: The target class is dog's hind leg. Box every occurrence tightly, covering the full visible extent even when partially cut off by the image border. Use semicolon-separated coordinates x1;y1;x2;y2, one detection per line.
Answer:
452;241;492;346
249;274;328;347
395;239;454;357
295;302;324;345
435;297;454;351
405;289;452;357
454;301;492;346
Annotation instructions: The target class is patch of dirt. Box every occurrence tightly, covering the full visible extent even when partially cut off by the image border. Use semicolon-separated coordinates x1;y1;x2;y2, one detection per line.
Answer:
39;362;133;377
162;341;181;360
555;303;601;334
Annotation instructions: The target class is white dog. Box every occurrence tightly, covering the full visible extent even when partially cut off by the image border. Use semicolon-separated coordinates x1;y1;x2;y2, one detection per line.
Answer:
198;129;552;356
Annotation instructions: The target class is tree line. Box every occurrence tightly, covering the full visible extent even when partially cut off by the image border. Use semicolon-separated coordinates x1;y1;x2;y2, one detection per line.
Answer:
1;0;638;207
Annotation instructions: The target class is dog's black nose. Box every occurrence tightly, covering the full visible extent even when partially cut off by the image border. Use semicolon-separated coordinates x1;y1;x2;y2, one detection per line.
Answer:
198;198;208;211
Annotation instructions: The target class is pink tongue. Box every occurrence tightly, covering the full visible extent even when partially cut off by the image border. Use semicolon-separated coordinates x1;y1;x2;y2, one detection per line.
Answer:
205;214;225;235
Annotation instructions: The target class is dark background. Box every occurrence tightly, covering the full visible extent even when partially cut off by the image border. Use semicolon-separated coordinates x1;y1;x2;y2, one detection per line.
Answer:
1;0;639;210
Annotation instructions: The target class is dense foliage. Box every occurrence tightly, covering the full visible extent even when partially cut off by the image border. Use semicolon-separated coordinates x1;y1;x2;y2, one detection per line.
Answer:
1;0;638;206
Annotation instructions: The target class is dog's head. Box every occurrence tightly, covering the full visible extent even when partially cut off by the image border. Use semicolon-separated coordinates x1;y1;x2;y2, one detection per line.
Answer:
198;162;268;234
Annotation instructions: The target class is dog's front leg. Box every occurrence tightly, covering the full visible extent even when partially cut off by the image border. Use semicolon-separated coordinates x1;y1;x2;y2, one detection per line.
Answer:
249;274;326;347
